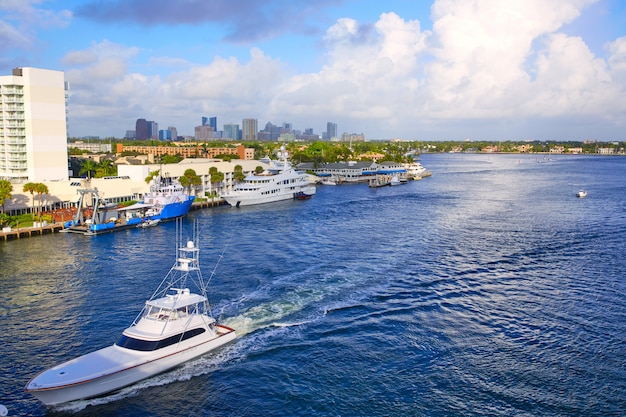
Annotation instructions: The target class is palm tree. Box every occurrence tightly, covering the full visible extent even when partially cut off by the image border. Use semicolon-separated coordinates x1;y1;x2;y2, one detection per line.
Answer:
22;182;38;219
0;179;12;214
181;168;202;195
79;158;97;179
145;170;160;184
208;167;224;205
97;159;116;177
233;165;246;183
34;183;49;220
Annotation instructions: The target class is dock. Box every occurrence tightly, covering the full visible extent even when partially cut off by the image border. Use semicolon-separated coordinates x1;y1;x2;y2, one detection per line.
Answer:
1;223;65;241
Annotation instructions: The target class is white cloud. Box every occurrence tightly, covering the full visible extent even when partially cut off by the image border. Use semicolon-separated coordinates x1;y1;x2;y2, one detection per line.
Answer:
64;0;625;139
0;0;71;50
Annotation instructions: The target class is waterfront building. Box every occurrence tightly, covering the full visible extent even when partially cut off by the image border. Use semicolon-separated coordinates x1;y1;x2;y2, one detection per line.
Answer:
297;161;378;183
0;67;69;182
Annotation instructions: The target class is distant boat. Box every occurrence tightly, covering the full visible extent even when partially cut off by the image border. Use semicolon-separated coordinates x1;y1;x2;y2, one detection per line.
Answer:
576;190;588;198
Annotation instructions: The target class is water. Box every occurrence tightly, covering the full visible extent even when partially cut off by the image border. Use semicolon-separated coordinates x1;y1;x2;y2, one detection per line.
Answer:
1;153;625;416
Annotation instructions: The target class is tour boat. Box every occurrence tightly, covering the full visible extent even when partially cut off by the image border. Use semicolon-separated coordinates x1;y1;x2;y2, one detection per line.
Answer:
221;147;316;207
25;222;236;406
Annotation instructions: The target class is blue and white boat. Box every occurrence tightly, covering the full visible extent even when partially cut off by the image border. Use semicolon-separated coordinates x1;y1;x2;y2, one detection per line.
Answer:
142;175;195;221
62;176;194;235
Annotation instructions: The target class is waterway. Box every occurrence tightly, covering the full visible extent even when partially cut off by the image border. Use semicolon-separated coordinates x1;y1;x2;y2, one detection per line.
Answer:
1;153;625;416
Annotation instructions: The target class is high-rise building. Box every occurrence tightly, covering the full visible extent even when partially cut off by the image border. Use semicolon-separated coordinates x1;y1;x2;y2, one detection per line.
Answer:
223;123;239;140
158;129;171;140
325;122;337;141
0;67;69;181
209;117;217;131
195;125;213;140
147;121;158;139
201;116;208;126
168;126;178;141
135;119;149;140
242;118;258;141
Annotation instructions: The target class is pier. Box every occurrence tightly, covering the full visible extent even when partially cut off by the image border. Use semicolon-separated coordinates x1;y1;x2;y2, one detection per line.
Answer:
1;223;65;241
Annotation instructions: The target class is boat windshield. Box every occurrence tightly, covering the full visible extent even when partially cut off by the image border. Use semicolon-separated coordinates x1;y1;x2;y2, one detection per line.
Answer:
116;328;206;351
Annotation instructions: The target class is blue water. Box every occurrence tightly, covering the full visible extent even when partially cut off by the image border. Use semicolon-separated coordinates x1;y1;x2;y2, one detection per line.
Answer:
1;153;625;416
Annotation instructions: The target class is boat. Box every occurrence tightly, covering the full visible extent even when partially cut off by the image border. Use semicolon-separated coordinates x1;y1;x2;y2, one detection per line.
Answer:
138;219;160;228
403;161;429;180
62;176;194;235
576;190;588;198
25;221;237;406
141;175;195;221
220;147;316;207
294;187;316;200
390;175;402;186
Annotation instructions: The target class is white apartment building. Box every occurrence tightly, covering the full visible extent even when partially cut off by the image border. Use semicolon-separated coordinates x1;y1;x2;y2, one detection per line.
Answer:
0;67;69;182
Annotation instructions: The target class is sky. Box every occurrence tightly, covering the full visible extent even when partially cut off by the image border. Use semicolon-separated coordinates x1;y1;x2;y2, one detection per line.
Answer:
1;0;626;141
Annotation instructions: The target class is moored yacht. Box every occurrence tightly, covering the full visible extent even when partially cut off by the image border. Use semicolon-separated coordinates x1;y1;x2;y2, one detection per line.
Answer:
25;222;236;406
221;147;316;207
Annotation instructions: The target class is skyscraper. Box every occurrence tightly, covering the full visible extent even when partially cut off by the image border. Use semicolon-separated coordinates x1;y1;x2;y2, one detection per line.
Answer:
223;123;240;140
326;122;337;141
135;119;149;140
242;118;258;141
0;67;69;181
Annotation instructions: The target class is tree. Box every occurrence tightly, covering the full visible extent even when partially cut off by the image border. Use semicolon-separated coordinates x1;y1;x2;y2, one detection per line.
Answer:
34;183;49;220
233;165;246;183
22;182;38;219
96;159;117;177
79;158;97;178
180;168;202;195
145;170;160;184
0;179;12;214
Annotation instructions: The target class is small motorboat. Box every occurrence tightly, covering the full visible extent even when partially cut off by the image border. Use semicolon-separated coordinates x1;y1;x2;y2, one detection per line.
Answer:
576;190;588;198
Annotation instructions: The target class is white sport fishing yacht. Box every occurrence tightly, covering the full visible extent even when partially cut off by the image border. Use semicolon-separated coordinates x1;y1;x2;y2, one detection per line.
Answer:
221;147;316;207
25;222;236;406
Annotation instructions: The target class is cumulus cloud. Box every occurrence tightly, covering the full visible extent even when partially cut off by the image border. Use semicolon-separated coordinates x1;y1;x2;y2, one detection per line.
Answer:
63;0;625;140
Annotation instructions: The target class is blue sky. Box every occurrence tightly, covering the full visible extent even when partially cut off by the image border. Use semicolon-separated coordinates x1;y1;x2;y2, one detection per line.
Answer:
2;0;625;141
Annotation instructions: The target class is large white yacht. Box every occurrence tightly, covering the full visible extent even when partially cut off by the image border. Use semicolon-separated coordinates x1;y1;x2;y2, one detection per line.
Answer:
221;147;316;207
25;222;236;406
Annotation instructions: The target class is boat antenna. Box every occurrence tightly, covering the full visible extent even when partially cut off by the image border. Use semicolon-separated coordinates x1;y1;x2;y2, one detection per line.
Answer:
202;230;233;292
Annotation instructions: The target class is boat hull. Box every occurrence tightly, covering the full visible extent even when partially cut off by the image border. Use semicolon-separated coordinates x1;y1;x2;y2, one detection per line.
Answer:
26;325;235;406
223;187;316;207
147;196;195;221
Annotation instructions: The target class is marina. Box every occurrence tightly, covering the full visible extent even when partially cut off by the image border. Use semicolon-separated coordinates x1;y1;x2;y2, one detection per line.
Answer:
1;154;625;416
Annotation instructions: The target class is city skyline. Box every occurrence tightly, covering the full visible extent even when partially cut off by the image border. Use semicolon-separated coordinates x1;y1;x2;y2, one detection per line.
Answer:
2;1;626;141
